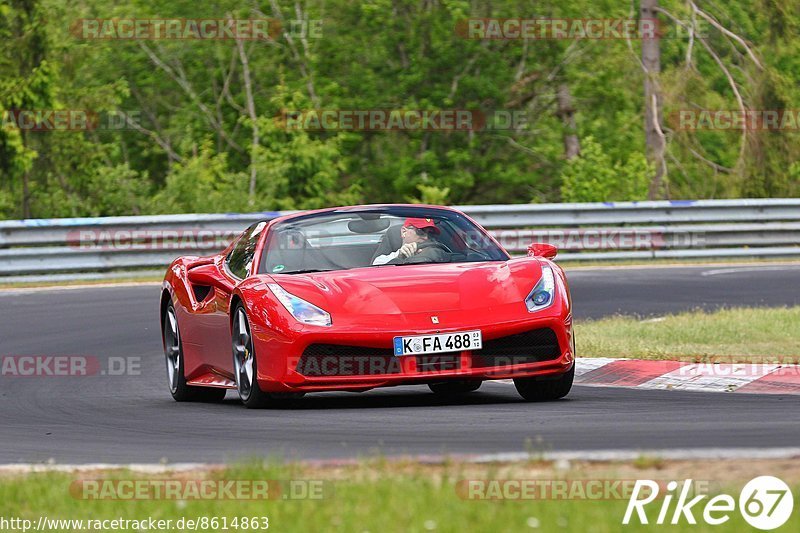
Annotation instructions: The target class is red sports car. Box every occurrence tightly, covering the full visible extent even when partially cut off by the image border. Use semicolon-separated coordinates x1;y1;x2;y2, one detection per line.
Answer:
160;204;575;408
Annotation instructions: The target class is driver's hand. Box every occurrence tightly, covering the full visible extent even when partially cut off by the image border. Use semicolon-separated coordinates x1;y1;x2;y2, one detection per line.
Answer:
398;242;418;258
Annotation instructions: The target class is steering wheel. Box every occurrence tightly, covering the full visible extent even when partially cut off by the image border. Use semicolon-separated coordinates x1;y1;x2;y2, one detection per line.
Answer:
416;240;453;254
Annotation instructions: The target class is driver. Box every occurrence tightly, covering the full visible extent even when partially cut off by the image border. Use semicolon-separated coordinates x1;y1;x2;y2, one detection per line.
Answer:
372;217;447;265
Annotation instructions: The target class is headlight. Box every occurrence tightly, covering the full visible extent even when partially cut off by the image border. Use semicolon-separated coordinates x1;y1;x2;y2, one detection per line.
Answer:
525;264;556;312
267;283;332;327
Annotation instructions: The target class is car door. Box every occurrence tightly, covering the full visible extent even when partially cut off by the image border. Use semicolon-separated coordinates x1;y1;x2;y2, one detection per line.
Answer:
206;222;266;375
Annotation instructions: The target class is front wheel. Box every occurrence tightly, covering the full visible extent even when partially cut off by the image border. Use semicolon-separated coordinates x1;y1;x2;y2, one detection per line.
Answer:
232;305;304;408
163;303;226;403
232;305;273;408
513;365;574;402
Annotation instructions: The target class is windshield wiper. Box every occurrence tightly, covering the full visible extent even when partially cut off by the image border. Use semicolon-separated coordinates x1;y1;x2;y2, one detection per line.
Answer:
281;268;339;275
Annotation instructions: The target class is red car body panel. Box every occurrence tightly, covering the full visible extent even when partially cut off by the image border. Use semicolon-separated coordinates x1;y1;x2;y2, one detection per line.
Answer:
161;205;574;394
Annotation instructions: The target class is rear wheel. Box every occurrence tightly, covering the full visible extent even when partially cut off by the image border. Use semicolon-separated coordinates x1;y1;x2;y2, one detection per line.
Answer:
163;303;226;403
428;380;482;396
232;305;304;409
513;365;574;402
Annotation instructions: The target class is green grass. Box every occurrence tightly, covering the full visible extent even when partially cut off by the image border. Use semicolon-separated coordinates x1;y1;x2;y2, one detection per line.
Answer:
576;306;800;361
1;461;797;533
0;275;162;289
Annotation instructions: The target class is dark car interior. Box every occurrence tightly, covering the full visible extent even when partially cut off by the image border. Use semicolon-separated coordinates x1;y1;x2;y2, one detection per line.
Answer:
259;213;506;275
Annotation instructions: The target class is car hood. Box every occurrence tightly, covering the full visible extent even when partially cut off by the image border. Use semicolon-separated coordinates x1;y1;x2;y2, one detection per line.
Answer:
263;259;543;316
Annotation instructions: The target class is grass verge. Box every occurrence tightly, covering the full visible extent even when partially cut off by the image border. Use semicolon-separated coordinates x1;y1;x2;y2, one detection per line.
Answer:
576;306;800;361
0;275;162;290
1;458;798;532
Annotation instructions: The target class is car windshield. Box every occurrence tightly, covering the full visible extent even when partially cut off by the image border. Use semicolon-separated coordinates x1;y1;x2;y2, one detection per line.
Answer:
258;207;509;275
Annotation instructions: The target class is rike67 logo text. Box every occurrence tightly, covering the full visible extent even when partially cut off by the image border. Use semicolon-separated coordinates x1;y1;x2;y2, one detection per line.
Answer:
623;476;794;530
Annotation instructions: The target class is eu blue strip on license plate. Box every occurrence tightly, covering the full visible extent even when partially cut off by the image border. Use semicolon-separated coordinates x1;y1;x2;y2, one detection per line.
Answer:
393;330;482;356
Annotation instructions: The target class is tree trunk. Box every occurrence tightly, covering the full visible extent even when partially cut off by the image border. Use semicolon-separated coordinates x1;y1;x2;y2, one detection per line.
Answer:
236;37;259;205
556;83;580;160
22;171;30;219
641;0;666;199
21;130;30;219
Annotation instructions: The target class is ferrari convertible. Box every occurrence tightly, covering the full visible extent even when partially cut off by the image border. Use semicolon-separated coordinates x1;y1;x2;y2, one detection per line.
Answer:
160;204;575;408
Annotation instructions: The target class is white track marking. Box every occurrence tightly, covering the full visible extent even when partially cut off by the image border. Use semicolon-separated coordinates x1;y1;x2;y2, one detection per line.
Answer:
0;463;215;474
701;265;800;276
638;363;780;392
492;359;800;396
573;357;620;378
471;447;800;463
489;358;618;385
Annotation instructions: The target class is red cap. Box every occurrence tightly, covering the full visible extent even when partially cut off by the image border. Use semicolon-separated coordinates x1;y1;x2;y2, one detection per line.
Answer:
403;217;440;234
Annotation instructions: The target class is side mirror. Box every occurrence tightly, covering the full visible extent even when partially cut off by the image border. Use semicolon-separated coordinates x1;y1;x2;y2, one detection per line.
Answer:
187;263;235;293
528;242;558;260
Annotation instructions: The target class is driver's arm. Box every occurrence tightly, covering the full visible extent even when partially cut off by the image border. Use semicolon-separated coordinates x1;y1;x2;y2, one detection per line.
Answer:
372;250;399;265
372;242;417;265
387;243;447;265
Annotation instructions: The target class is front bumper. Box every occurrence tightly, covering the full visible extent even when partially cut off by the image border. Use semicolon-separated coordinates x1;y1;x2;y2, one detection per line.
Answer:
252;313;574;393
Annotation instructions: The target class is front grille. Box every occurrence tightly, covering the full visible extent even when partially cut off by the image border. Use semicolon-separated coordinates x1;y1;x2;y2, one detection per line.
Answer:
296;328;561;376
415;354;460;373
297;344;399;376
471;328;561;368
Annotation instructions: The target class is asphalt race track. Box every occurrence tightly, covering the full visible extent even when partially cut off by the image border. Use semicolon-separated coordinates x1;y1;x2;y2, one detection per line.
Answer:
1;264;799;464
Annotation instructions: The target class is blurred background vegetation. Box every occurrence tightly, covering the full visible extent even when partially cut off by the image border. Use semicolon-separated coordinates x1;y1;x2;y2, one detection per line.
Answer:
1;0;799;219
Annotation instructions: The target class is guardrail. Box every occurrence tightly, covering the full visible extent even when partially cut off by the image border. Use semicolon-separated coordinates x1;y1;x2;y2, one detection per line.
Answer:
1;199;799;280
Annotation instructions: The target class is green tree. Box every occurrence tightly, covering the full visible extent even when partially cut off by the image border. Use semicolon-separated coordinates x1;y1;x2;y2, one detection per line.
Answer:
560;137;651;202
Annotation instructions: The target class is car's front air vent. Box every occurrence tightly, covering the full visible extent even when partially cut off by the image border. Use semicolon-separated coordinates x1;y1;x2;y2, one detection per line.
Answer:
471;327;561;367
191;284;212;302
297;344;399;376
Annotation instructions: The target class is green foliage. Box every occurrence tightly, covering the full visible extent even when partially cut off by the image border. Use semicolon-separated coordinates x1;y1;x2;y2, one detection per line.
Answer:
151;141;247;214
0;0;798;220
560;138;651;202
252;87;357;210
0;187;13;215
85;164;150;216
411;183;450;205
410;184;451;205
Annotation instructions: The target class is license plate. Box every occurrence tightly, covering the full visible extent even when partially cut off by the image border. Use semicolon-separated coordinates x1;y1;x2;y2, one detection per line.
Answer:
393;330;482;356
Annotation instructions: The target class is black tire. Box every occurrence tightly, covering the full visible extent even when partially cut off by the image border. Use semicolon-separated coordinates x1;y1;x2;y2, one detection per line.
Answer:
232;304;305;409
163;303;227;403
513;364;574;402
232;304;273;408
428;380;482;396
